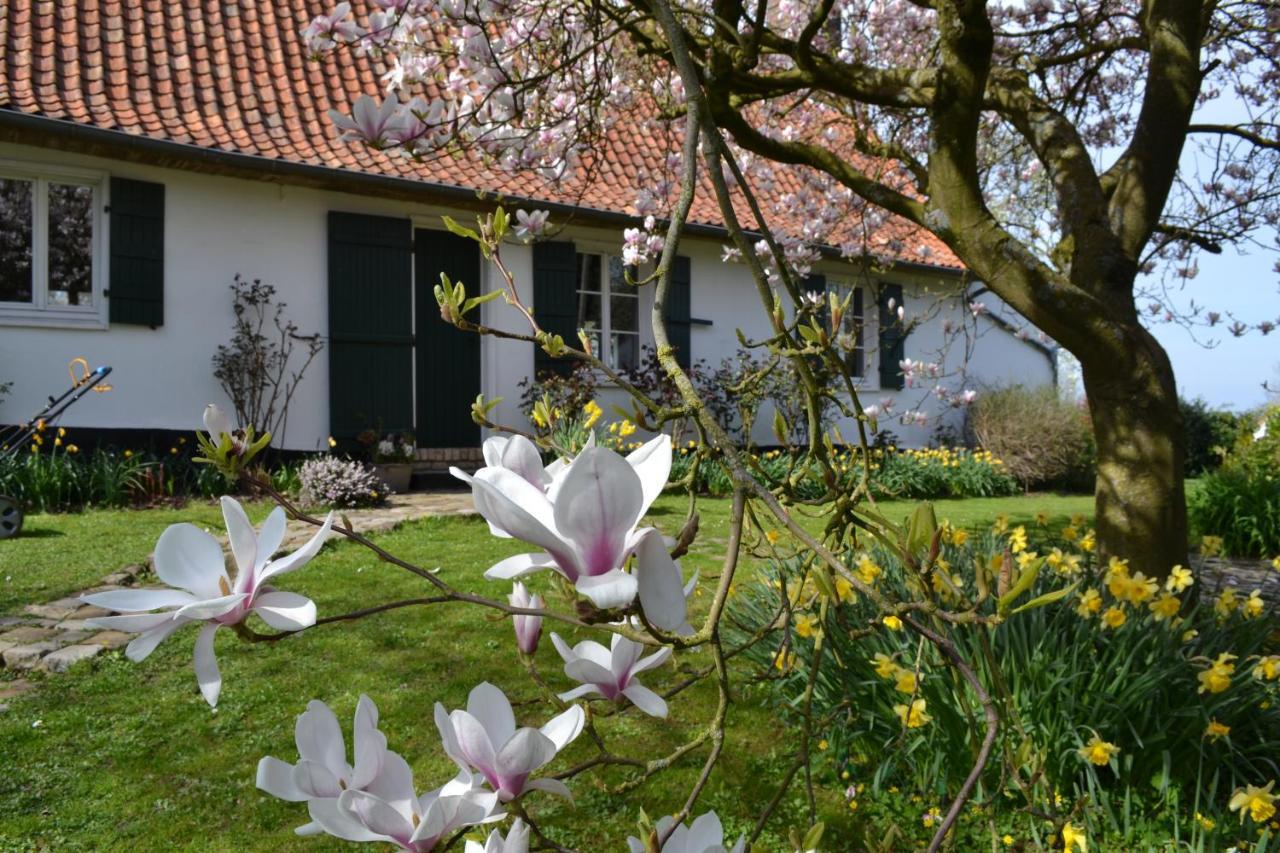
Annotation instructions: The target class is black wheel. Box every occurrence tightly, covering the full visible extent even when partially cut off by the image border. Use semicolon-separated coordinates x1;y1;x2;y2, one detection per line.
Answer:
0;495;22;540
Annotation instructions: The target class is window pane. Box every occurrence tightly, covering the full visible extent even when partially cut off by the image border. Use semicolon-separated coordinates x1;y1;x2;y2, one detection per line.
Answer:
0;177;34;303
611;293;638;333
576;254;602;293
577;292;602;330
612;332;639;370
47;183;94;307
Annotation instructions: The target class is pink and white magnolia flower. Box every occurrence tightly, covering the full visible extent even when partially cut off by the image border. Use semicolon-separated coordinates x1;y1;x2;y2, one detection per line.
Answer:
627;811;746;853
550;632;672;718
434;682;585;802
202;403;238;447
329;93;406;148
256;695;393;836
509;582;543;655
259;695;502;851
513;209;550;242
465;819;530;853
452;436;690;632
82;497;334;706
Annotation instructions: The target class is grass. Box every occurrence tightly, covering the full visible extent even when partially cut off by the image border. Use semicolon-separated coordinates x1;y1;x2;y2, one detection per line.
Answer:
0;490;1096;850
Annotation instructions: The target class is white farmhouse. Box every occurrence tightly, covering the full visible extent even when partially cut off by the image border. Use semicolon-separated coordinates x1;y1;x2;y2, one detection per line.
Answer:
0;0;1054;459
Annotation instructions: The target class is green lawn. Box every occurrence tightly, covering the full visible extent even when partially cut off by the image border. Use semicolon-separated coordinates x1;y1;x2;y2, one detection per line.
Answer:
0;491;1095;850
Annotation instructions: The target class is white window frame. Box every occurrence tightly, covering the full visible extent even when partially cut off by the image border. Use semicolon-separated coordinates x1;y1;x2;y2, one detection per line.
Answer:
0;159;108;330
576;251;642;371
828;277;875;387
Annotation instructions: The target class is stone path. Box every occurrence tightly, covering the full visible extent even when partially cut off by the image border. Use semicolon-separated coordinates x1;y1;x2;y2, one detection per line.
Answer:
0;491;474;707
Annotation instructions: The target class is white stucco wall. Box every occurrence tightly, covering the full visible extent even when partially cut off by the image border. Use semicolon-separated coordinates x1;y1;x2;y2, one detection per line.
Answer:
0;140;1054;451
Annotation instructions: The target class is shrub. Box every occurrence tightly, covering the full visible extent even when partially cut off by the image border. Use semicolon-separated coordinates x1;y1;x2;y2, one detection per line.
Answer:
298;456;386;508
669;445;1018;500
1180;397;1239;476
1188;406;1280;556
212;275;323;443
968;384;1092;490
0;444;146;512
730;521;1280;842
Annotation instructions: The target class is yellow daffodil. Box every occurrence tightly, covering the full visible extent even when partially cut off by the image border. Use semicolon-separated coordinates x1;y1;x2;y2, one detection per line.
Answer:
66;444;78;455
1080;530;1096;552
1078;734;1120;766
1215;588;1240;619
894;698;930;728
834;576;855;604
1229;780;1277;824
1061;820;1087;852
124;449;133;458
1047;548;1082;576
1182;628;1199;643
1195;812;1215;830
1201;535;1224;557
992;514;1009;534
872;653;898;680
327;436;337;448
1035;512;1049;526
856;555;882;585
882;615;903;631
951;528;968;546
1166;565;1194;593
1009;526;1028;553
617;420;636;438
1071;513;1086;527
794;614;819;639
1205;720;1231;741
1076;589;1103;618
1062;524;1080;542
1149;593;1181;621
773;649;797;672
818;739;829;750
893;668;918;694
765;529;781;545
1002;834;1015;847
1241;590;1264;619
582;400;603;428
1252;655;1280;681
1016;550;1039;572
1101;607;1127;629
1198;652;1237;694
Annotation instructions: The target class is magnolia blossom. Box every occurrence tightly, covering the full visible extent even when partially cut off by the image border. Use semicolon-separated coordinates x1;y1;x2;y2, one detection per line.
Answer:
509;582;543;655
83;497;333;706
451;436;690;632
434;682;585;802
257;695;396;836
330;93;406;147
513;210;549;242
465;820;530;853
550;632;671;718
203;403;244;454
626;811;746;853
263;705;500;850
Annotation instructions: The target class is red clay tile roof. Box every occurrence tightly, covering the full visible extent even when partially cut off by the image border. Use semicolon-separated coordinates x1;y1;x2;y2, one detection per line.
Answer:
0;0;961;270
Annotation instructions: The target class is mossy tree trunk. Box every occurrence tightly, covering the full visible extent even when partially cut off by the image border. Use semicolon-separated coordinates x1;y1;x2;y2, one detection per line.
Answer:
1079;324;1188;578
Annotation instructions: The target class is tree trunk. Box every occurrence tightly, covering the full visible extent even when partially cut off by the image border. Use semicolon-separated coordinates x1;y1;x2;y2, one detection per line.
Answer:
1079;326;1188;579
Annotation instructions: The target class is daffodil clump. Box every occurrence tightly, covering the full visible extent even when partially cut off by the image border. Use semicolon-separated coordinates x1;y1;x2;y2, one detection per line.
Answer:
732;510;1280;848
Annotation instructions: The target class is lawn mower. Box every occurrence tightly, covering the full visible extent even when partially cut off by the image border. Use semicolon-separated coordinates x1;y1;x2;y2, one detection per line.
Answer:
0;359;114;540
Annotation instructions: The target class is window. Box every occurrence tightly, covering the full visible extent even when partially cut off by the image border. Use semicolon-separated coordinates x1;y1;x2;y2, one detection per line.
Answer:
0;161;104;327
576;254;640;370
829;280;867;379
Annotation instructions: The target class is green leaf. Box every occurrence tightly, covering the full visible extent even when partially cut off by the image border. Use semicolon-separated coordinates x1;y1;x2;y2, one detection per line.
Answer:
460;289;503;316
1009;580;1080;615
441;215;480;242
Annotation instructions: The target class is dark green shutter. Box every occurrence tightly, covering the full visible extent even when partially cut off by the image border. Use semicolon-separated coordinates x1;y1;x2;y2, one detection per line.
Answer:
878;282;906;390
667;255;692;370
415;229;481;447
108;177;165;327
328;212;414;442
532;241;578;376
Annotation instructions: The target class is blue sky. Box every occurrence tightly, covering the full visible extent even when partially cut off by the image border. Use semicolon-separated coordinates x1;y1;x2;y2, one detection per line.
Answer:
1150;249;1278;412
